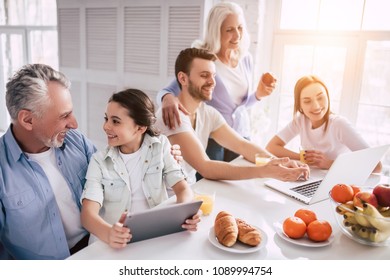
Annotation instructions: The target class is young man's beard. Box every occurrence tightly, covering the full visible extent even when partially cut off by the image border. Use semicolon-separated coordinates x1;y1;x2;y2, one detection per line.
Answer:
188;80;212;102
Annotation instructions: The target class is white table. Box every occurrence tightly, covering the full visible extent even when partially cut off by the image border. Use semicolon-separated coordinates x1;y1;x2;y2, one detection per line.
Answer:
68;158;390;260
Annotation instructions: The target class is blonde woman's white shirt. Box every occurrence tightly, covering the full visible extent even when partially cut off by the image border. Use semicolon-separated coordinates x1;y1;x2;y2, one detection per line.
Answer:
156;102;226;185
215;59;248;106
81;134;186;231
277;114;370;160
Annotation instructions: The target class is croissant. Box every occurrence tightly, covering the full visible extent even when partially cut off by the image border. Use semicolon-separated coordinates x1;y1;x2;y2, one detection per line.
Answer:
214;211;238;247
236;218;262;246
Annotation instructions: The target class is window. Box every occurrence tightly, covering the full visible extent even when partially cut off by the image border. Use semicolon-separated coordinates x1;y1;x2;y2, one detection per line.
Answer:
0;0;58;134
258;0;390;173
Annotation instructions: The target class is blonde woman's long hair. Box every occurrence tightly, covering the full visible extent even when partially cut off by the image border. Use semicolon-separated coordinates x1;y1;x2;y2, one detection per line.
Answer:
191;1;250;60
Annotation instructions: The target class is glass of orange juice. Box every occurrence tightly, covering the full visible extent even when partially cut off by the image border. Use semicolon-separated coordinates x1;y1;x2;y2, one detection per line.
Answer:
194;188;215;216
299;146;313;163
255;153;271;166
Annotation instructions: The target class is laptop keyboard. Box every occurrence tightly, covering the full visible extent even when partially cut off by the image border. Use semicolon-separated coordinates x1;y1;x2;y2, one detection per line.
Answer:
291;180;322;198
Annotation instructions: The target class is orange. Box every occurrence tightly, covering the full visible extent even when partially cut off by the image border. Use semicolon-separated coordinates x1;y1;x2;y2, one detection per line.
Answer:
283;217;306;239
294;208;317;226
330;184;354;203
307;220;332;242
351;185;361;196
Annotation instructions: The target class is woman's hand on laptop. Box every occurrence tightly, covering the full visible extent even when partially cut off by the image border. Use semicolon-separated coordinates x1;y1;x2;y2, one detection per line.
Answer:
182;210;202;231
266;157;310;181
285;159;310;181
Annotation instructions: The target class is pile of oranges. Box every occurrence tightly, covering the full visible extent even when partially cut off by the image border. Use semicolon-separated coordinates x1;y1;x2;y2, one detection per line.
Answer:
283;208;332;242
330;183;361;203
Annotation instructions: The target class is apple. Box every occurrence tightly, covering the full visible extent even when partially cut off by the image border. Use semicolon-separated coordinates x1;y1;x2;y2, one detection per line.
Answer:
373;184;390;207
261;72;276;86
353;191;378;208
351;184;361;196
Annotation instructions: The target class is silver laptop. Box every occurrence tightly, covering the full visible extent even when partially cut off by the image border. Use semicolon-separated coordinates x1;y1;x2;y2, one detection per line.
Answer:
264;145;389;204
124;200;202;243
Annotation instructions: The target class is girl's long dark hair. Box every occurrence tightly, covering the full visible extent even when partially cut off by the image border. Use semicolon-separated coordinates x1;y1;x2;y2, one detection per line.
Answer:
109;88;159;136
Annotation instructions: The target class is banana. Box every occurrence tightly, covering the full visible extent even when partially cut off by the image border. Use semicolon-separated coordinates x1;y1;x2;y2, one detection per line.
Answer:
349;222;371;240
343;212;357;227
354;206;372;227
336;201;355;215
362;203;390;231
350;224;365;238
350;223;362;233
356;227;370;239
368;228;390;243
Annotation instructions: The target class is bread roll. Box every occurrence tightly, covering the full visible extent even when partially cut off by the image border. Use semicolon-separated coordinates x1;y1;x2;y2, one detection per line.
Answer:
236;218;262;246
214;211;238;247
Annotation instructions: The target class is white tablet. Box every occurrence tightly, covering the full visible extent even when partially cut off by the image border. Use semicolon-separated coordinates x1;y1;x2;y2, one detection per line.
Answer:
124;200;202;243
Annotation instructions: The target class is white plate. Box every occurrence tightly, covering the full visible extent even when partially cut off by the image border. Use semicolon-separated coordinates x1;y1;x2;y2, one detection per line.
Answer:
273;222;334;247
208;225;267;254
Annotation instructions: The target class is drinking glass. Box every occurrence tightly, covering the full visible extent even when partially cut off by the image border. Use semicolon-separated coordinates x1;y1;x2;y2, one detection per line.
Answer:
194;188;215;216
300;146;314;163
255;153;270;166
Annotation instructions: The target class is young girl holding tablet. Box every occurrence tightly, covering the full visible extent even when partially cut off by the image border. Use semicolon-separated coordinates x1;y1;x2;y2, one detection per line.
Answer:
81;89;200;248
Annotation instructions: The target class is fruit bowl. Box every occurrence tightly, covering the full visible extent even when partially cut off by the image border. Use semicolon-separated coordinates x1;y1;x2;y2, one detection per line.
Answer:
329;190;390;246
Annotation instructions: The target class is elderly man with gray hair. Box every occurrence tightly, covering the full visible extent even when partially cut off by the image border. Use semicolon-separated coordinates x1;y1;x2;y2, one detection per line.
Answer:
0;64;96;259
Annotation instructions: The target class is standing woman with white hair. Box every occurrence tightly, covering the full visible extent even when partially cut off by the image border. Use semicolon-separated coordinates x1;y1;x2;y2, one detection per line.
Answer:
157;1;276;164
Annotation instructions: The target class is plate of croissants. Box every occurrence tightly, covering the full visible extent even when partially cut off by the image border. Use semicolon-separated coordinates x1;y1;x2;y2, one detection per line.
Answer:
208;211;268;253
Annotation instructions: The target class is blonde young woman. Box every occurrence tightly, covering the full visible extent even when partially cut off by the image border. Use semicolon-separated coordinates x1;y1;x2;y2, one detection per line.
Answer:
266;75;382;173
157;1;276;163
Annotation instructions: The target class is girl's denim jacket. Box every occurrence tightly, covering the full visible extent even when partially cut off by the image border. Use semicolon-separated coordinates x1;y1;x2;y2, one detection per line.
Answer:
81;134;186;225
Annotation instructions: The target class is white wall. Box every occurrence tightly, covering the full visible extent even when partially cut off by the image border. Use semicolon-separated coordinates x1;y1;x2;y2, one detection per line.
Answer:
57;0;214;149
